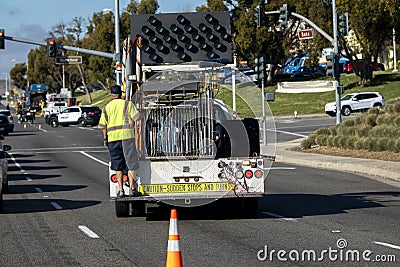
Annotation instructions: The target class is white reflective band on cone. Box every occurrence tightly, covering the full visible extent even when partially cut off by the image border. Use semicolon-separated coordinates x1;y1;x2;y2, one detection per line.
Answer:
169;218;178;235
167;240;181;252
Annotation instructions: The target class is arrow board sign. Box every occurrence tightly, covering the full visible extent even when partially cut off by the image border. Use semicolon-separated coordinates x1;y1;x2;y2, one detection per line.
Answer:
56;56;82;64
298;29;314;40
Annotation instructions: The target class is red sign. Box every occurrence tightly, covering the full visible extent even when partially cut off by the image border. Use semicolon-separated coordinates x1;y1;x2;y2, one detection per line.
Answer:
298;29;314;40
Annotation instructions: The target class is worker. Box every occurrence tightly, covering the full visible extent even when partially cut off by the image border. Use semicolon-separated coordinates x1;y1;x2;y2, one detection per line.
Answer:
99;85;142;198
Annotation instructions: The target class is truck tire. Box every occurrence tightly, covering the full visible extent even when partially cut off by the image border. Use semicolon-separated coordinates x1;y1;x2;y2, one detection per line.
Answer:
115;201;129;217
241;198;259;216
0;191;3;213
78;118;87;127
131;201;146;216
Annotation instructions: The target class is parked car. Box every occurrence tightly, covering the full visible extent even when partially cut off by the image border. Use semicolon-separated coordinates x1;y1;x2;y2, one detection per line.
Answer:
343;60;385;73
44;101;68;123
0;109;14;133
51;106;102;127
0;140;12;195
0;114;13;136
325;92;385;116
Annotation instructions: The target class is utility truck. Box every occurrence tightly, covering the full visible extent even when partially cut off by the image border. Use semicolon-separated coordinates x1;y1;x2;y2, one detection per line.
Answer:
110;64;274;217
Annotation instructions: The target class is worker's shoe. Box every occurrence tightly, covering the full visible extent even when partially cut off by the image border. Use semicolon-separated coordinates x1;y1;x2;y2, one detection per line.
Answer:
129;189;142;197
116;190;125;198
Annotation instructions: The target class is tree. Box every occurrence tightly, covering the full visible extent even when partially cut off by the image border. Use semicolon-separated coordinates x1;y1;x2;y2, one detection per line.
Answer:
9;63;27;90
196;0;228;12
337;0;400;85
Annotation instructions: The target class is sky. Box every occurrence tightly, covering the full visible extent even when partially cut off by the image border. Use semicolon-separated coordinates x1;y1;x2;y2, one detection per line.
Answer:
0;0;206;78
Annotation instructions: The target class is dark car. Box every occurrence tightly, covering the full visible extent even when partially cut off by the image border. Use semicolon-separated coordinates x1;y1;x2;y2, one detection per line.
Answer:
0;110;14;133
0;114;12;136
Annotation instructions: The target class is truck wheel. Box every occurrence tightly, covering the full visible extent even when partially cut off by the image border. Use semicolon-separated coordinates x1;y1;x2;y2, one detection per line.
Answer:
0;191;3;213
78;118;87;127
131;201;146;217
241;198;258;216
115;201;129;217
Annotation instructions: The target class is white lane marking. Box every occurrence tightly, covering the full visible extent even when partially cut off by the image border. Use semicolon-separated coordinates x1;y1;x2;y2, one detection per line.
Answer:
11;146;105;152
272;129;308;138
35;187;43;193
8;153;25;172
374;241;400;250
79;225;100;239
262;211;297;221
50;202;63;210
26;176;32;181
79;127;95;130
276;123;334;129
331;230;342;233
80;151;109;166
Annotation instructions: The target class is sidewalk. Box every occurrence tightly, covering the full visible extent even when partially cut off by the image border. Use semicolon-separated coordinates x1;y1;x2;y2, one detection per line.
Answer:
262;140;400;183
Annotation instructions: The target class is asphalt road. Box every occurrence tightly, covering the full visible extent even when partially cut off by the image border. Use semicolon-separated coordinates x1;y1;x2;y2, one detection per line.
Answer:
0;116;399;266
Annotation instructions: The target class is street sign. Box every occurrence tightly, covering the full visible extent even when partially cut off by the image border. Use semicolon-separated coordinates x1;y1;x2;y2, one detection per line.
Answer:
55;56;82;64
298;29;314;40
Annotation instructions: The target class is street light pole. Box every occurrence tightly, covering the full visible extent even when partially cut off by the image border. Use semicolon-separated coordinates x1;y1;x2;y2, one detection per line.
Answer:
332;0;342;125
393;28;398;72
114;0;122;86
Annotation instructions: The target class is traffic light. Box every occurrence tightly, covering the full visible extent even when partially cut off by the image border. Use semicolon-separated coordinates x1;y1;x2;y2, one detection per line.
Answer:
253;5;265;28
339;13;348;36
326;54;334;77
130;12;232;64
254;6;261;27
0;29;5;50
278;4;288;29
47;38;57;58
255;55;266;87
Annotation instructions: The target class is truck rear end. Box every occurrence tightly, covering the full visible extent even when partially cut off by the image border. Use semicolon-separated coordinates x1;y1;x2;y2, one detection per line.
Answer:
110;68;274;217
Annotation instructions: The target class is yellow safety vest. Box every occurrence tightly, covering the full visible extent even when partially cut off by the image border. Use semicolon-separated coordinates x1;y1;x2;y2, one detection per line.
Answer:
99;99;139;142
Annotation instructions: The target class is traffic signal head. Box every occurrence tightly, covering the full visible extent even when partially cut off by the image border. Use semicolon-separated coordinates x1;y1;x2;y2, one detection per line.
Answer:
326;54;334;77
255;55;266;87
130;12;232;64
339;13;348;36
254;6;260;28
0;29;5;50
47;38;57;58
279;4;288;29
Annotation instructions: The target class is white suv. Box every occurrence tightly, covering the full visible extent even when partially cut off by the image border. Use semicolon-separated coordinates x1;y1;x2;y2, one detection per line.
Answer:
325;92;385;116
44;101;68;122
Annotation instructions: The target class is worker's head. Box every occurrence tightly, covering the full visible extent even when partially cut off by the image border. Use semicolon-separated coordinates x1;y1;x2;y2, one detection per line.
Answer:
110;85;122;98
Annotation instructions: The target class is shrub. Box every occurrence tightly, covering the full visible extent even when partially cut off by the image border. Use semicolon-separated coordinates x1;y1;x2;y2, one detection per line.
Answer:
356;125;372;138
376;138;390;152
393;115;400;127
327;135;335;147
343;119;355;127
345;136;357;150
364;137;377;151
355;138;365;150
368;107;380;115
301;138;313;149
387;139;397;153
333;135;340;147
329;127;337;136
376;114;388;125
338;136;347;148
315;128;330;135
315;135;328;146
395;138;400;153
365;114;378;127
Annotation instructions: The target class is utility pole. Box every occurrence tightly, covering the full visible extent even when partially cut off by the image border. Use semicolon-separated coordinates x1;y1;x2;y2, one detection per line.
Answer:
114;0;122;86
393;28;398;72
332;0;342;124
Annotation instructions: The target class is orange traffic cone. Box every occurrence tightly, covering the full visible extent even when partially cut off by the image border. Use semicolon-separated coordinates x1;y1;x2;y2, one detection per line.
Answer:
23;124;27;129
38;124;42;130
166;209;183;267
